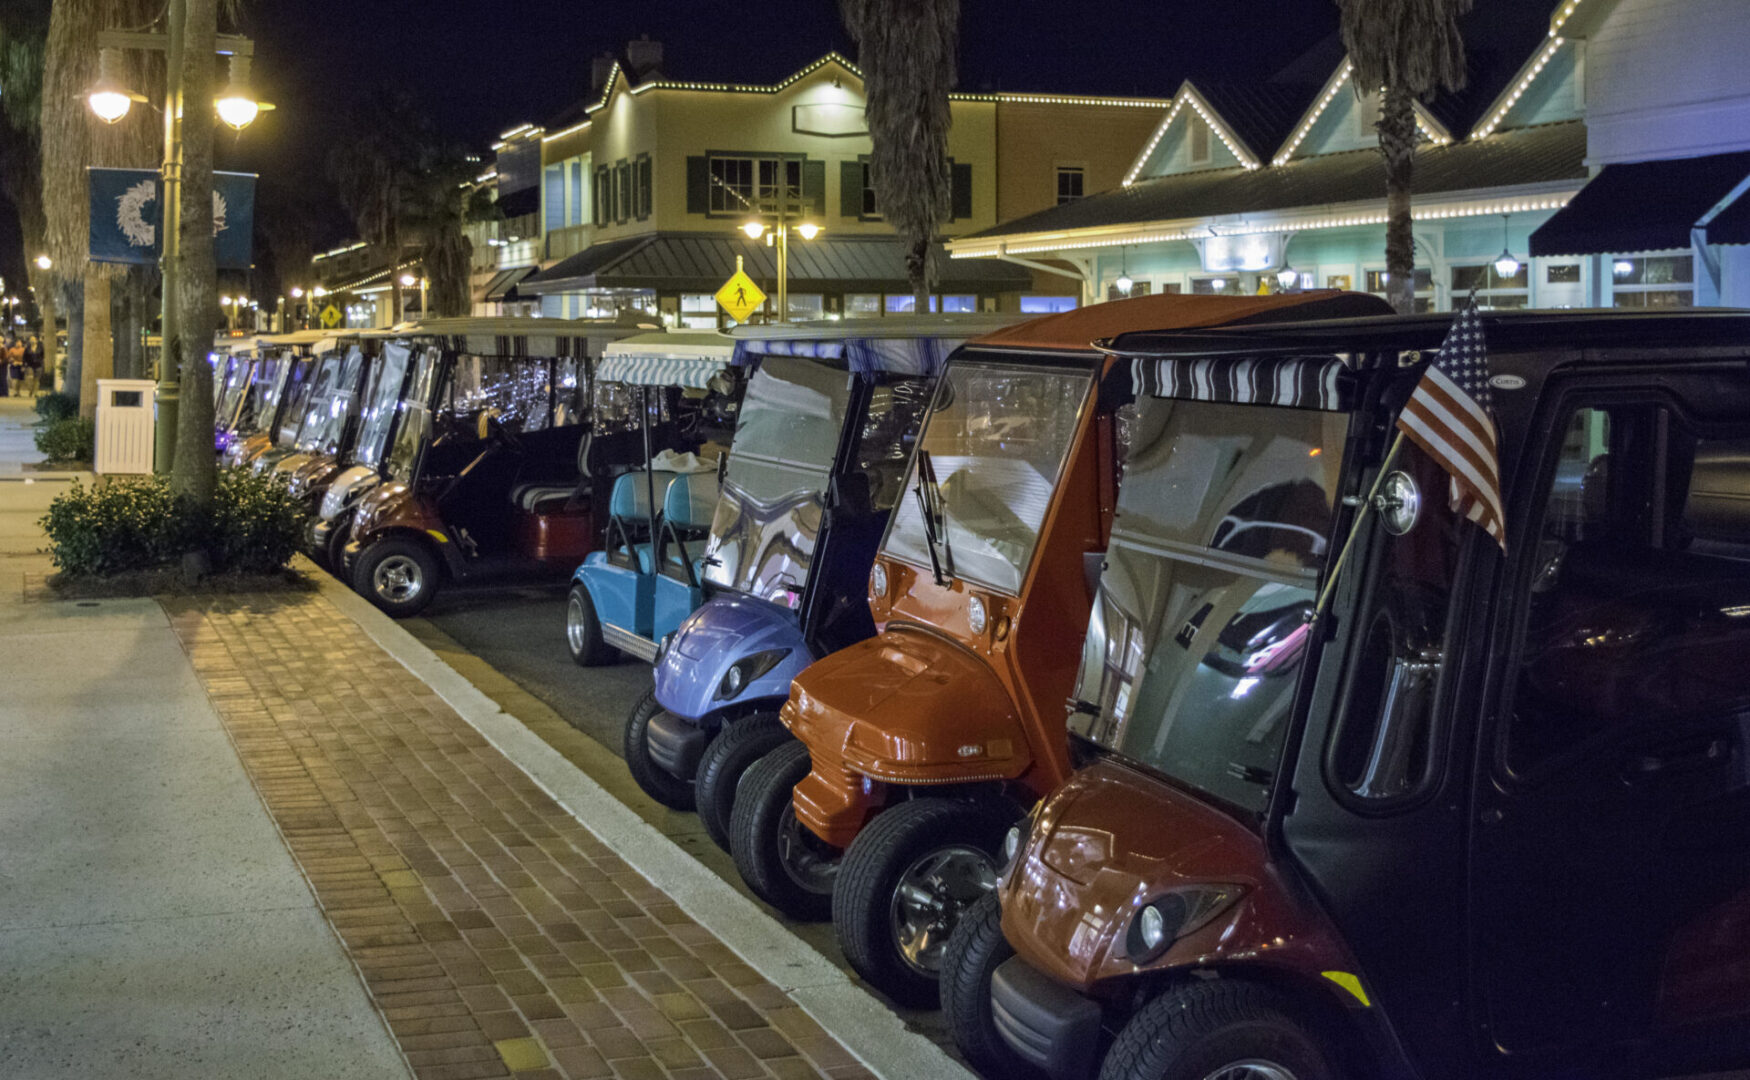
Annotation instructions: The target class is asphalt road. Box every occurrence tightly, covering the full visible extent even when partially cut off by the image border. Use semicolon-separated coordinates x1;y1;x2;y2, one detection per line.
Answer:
401;579;953;1050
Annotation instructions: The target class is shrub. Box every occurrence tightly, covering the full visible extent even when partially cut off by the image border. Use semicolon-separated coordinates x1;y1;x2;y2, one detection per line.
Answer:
34;392;78;423
34;417;96;463
40;471;309;578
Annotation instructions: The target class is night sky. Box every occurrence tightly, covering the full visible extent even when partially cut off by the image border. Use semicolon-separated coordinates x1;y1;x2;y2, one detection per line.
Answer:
1;0;1343;294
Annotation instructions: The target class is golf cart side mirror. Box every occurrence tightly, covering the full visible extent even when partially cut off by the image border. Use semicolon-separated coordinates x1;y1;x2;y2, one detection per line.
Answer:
830;472;873;518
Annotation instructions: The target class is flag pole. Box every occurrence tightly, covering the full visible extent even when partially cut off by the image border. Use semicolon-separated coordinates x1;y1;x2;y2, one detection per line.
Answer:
1313;428;1407;620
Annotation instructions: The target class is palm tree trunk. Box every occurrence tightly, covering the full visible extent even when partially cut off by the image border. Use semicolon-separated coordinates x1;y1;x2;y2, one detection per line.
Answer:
33;277;58;392
62;280;82;402
1380;86;1417;315
78;270;112;418
170;0;217;511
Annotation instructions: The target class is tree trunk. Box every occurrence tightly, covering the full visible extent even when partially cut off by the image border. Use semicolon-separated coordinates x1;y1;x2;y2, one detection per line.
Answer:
111;268;145;380
171;0;218;511
28;267;57;393
79;271;112;419
62;280;82;405
908;239;930;314
1379;86;1418;316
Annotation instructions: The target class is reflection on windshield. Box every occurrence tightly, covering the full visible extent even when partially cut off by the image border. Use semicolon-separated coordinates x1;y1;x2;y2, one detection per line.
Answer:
354;343;412;469
297;347;367;454
882;360;1092;595
217;359;252;429
451;355;556;433
1070;398;1349;816
274;357;319;447
386;347;443;482
703;357;853;603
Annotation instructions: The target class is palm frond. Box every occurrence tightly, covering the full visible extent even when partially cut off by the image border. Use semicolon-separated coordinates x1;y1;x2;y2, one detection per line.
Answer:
1337;0;1473;98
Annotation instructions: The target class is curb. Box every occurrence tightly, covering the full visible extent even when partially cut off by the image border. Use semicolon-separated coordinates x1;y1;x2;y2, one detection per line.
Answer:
310;563;973;1080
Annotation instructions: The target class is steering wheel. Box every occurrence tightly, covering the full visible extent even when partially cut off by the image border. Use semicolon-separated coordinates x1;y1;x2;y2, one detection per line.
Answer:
477;409;522;450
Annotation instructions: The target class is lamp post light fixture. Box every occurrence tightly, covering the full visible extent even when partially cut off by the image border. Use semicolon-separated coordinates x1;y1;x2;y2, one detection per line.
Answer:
34;254;52;271
738;200;821;322
86;47;147;124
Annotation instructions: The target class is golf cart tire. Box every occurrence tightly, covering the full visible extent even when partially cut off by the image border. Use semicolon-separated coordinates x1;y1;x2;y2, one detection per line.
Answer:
353;538;441;618
730;740;836;921
942;891;1045;1080
695;713;791;852
324;516;353;577
565;584;616;667
624;687;696;811
834;796;1010;1007
1099;980;1335;1080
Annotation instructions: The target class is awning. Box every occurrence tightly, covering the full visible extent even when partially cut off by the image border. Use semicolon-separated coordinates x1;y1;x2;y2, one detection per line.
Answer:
598;331;737;388
1705;186;1750;245
483;266;535;302
521;232;1033;295
1530;150;1750;257
1131;355;1354;411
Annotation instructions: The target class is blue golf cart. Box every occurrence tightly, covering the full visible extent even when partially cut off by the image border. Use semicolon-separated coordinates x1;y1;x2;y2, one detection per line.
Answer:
613;317;1018;845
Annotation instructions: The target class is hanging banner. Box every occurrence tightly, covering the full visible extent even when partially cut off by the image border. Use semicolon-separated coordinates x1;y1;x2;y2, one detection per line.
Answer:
88;167;257;270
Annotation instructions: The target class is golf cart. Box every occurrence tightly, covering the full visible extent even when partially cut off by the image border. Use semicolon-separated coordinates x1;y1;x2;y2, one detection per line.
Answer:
344;317;655;617
728;293;1389;1008
213;336;263;453
305;336;421;571
941;307;1750;1080
221;330;337;468
617;318;1013;841
254;338;373;485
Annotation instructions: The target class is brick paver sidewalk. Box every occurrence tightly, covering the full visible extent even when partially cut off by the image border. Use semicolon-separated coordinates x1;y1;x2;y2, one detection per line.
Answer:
164;590;873;1080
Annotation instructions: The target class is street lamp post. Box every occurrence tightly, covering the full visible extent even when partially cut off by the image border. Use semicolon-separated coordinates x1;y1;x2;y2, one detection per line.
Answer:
740;195;820;323
85;12;269;473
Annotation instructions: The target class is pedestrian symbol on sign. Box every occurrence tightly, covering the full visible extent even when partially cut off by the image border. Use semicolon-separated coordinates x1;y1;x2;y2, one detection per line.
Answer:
715;257;767;325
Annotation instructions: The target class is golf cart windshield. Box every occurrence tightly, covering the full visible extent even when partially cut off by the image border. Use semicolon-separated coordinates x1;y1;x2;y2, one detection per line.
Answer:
217;358;252;428
296;346;367;455
353;343;413;470
273;357;320;448
702;356;855;603
882;358;1093;595
1069;375;1351;818
385;347;444;482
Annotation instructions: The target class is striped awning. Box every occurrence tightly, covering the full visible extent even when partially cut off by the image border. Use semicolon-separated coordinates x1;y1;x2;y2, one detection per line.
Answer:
731;336;962;377
1132;355;1353;411
598;332;737;389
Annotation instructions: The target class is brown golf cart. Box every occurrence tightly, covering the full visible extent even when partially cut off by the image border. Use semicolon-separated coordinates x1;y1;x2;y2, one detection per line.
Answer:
343;316;655;617
941;307;1750;1080
728;293;1388;1006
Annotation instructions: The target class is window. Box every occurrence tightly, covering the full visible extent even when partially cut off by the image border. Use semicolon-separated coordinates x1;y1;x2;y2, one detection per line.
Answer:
885;295;917;314
1506;403;1750;772
1451;262;1530;309
1192;276;1243;295
709;155;802;215
940;295;977;313
544;165;565;232
1365;268;1435;313
1056;166;1085;204
594;166;610;226
616;161;632;222
786;294;824;321
1020;296;1077;314
1610;254;1693;308
884;295;976;314
846;293;882;316
634;154;652;221
861;161;878;217
1189;114;1211;164
679;294;718;330
1547;263;1581;284
568;160;584;227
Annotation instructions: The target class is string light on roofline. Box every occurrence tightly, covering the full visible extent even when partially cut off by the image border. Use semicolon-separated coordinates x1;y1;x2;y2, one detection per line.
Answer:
1274;64;1354;166
1475;36;1565;139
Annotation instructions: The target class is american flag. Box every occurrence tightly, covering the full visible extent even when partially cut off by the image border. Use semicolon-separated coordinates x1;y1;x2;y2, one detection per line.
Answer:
1396;294;1507;550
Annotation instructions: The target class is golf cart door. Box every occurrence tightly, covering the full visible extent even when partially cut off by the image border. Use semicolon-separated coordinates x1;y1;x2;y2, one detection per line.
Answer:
1472;386;1750;1077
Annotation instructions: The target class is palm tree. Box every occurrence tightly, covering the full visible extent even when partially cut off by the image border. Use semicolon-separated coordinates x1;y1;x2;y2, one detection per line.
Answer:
841;0;960;310
169;0;219;511
330;89;432;323
0;1;54;382
403;149;495;319
1337;0;1472;314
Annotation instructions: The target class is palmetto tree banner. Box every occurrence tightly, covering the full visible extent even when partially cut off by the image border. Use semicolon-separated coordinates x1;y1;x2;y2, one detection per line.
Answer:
88;166;255;269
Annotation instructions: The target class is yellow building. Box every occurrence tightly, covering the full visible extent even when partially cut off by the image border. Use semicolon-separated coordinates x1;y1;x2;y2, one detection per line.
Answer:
514;49;1167;324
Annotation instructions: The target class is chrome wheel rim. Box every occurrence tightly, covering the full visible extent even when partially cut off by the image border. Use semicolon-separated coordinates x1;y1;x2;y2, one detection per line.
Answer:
888;845;998;975
775;805;838;895
566;594;588;653
1203;1062;1300;1080
372;554;422;603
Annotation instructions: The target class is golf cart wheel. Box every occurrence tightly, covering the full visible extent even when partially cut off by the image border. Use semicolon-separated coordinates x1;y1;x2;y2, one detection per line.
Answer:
942;891;1044;1080
565;584;615;667
695;713;791;852
729;740;839;921
834;797;1010;1007
1099;981;1334;1080
353;538;441;618
624;687;695;811
324;515;354;577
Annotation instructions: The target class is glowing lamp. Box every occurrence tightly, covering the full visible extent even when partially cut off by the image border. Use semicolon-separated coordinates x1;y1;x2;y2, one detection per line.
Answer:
1613;259;1634;277
1114;274;1134;295
312;287;328;297
290;287;304;298
1276;266;1299;290
741;221;766;240
795;223;820;241
86;49;145;125
220;295;233;306
214;54;272;132
1209;278;1227;292
1493;251;1522;279
399;274;416;287
35;255;51;271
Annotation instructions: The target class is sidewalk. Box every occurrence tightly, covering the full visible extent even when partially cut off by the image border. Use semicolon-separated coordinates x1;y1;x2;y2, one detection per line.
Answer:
0;398;958;1079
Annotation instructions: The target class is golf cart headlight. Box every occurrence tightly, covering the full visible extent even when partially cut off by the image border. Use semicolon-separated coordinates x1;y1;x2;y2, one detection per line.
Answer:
871;563;888;599
1126;886;1246;964
968;595;987;635
1002;825;1022;867
715;648;792;701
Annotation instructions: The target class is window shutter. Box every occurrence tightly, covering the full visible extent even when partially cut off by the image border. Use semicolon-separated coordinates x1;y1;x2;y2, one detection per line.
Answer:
686;156;710;214
840;160;863;218
595;167;609;225
637;157;653;220
950;162;973;220
803;159;826;218
616;163;631;223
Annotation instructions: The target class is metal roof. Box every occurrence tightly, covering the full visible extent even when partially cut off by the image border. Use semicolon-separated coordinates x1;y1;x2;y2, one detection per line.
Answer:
964;120;1586;244
522;232;1033;294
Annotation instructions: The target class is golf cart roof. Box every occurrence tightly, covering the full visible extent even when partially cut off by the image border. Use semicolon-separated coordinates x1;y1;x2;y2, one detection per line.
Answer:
258;329;345;355
400;315;660;358
598;330;737;389
968;292;1394;355
729;315;1028;376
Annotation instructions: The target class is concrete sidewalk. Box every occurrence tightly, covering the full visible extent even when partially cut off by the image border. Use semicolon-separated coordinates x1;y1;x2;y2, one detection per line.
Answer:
0;398;409;1079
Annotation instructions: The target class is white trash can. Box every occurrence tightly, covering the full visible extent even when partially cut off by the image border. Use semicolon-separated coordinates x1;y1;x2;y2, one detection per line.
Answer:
94;378;158;475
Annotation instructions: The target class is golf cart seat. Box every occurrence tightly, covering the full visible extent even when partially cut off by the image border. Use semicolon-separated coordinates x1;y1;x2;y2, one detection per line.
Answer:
660;471;721;577
608;469;680;573
510;482;579;511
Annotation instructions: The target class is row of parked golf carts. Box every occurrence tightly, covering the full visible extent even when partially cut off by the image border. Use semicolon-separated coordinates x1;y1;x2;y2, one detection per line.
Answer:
214;296;1750;1080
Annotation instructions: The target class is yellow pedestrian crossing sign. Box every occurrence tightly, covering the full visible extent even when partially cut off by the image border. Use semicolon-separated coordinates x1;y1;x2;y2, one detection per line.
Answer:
320;304;342;329
715;257;767;324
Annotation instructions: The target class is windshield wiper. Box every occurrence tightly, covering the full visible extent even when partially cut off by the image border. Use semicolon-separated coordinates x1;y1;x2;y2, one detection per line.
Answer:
1226;761;1274;786
912;450;953;586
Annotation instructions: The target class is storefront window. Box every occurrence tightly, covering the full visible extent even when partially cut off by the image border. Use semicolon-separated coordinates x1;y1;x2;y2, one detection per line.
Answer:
1365;268;1435;313
1451;263;1530;309
1020;296;1077;314
1610;254;1694;308
679;294;720;330
847;294;882;316
786;294;825;321
1192;277;1246;296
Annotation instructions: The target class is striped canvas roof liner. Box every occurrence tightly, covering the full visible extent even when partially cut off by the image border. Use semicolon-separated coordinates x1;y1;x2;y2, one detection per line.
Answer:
1132;355;1354;411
